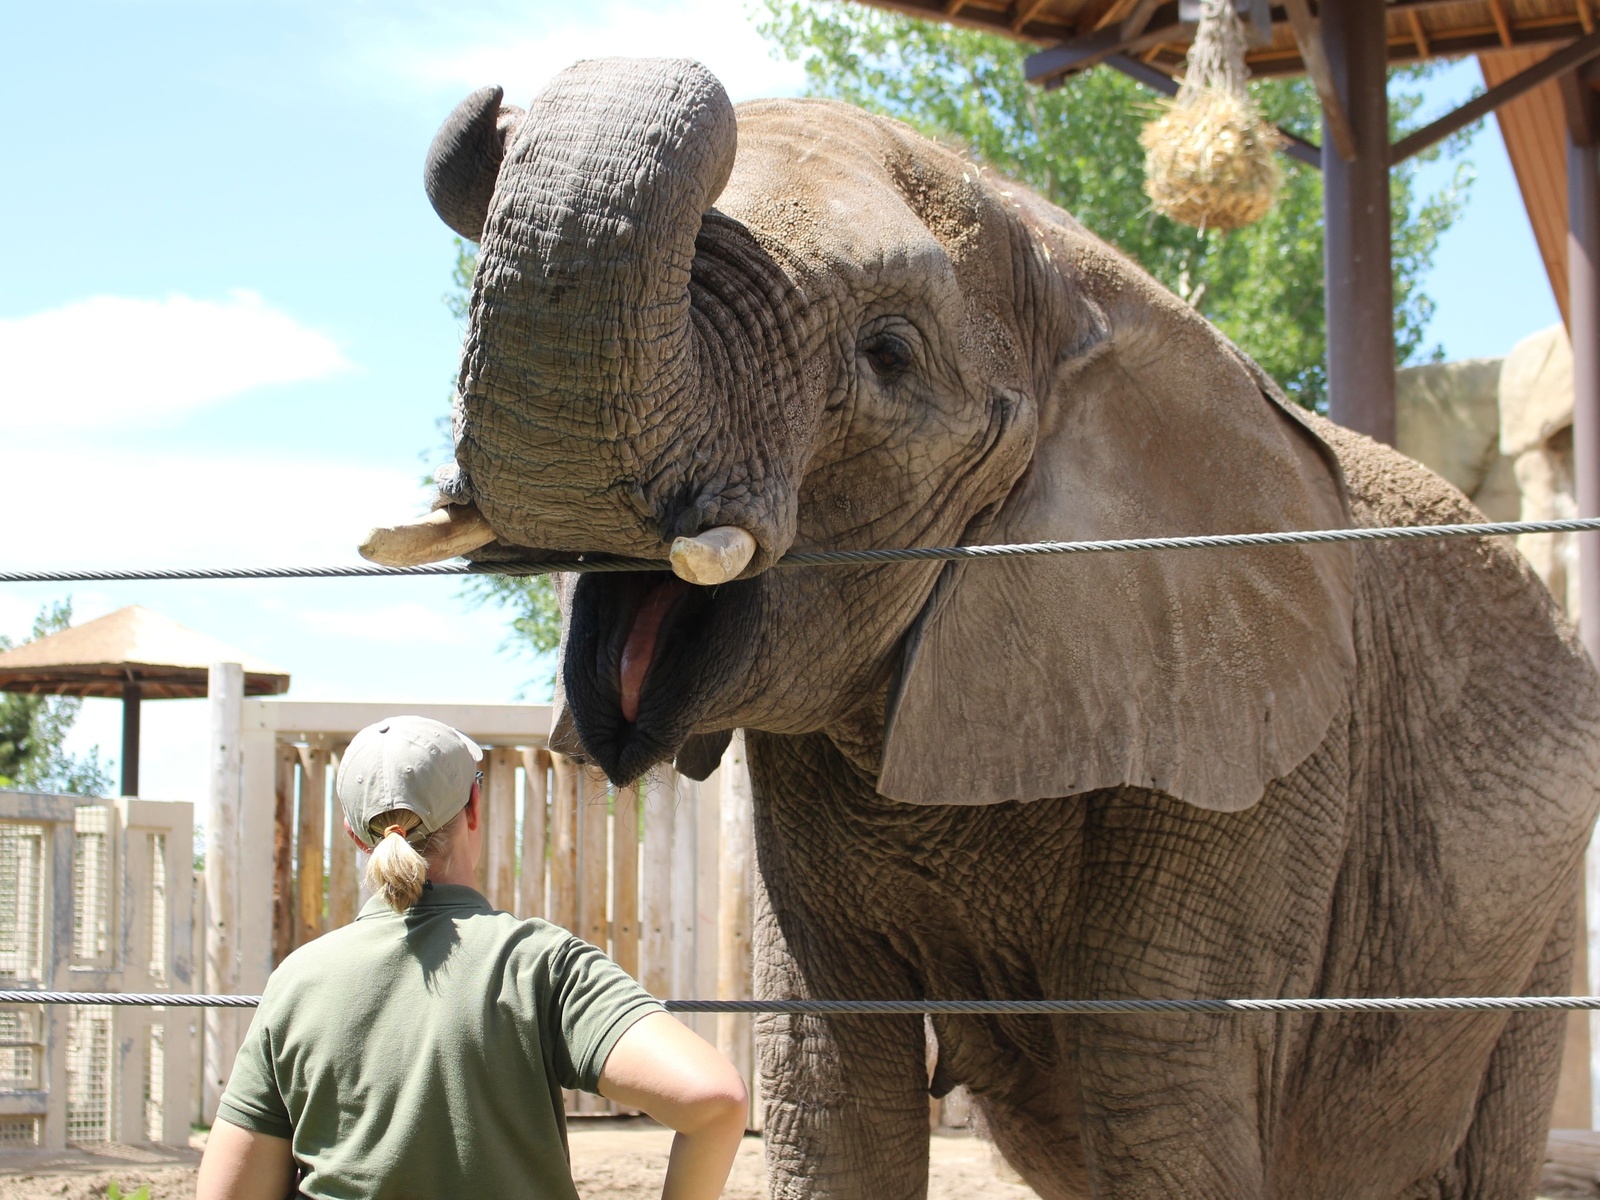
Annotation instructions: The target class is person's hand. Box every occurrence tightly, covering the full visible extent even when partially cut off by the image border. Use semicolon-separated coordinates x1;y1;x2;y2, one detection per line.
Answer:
598;1012;749;1200
195;1117;295;1200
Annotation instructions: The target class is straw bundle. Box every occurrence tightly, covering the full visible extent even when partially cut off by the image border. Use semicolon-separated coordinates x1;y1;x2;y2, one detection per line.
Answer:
1140;0;1282;231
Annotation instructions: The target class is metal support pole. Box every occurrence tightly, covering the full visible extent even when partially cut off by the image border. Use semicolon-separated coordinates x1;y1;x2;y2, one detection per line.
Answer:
119;677;140;797
1322;0;1396;444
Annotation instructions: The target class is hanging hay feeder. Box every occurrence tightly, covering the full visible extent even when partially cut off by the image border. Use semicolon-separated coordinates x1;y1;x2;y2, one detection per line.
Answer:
1139;0;1283;232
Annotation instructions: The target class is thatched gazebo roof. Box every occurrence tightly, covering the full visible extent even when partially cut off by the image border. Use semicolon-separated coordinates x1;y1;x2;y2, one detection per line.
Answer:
0;605;288;796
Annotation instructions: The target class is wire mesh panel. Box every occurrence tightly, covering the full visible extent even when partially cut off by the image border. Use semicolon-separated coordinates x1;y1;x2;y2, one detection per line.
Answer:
0;1117;40;1147
148;834;168;985
143;1022;164;1142
64;1005;113;1145
0;824;46;982
0;1007;42;1091
72;807;112;966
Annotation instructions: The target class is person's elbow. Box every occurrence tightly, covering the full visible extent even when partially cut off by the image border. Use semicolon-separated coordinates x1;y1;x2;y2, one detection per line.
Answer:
674;1060;749;1134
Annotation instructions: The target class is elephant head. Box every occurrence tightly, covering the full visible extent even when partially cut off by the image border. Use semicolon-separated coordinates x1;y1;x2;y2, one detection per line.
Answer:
378;57;1356;812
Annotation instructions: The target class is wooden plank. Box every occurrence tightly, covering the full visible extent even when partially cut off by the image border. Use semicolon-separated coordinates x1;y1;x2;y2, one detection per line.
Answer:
578;764;612;1109
1281;0;1359;161
295;740;328;948
694;767;722;1046
486;746;519;911
549;753;579;933
326;740;358;930
520;749;550;919
641;766;676;998
242;700;551;741
612;780;641;980
1481;46;1580;323
271;742;296;966
237;727;278;997
1014;0;1055;32
578;766;610;951
716;733;755;1124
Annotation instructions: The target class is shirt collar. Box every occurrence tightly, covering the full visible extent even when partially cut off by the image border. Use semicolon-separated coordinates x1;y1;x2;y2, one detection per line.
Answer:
357;883;493;920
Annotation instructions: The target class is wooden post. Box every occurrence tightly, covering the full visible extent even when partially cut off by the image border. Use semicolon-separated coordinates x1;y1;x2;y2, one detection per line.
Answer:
325;741;358;930
1322;0;1397;443
295;740;328;947
203;662;243;1122
120;678;141;797
716;732;754;1120
549;753;579;933
237;725;278;1003
271;742;296;967
1570;110;1600;1127
613;780;641;980
642;765;676;998
519;748;550;919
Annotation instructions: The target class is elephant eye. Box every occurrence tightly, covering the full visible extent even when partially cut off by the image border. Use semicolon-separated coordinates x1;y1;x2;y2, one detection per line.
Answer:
860;332;913;379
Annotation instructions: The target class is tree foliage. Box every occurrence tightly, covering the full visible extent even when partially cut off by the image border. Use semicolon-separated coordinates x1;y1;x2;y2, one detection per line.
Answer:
0;601;114;796
758;0;1475;409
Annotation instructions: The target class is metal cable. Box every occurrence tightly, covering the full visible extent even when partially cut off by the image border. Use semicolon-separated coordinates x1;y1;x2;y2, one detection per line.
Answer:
5;517;1600;584
5;991;1600;1014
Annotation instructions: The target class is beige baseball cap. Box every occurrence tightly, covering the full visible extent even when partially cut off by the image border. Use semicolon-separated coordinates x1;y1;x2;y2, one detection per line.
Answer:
336;716;483;848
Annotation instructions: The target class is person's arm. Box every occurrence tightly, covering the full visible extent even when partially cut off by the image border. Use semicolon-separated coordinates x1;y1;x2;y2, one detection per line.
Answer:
195;1117;296;1200
597;1011;749;1200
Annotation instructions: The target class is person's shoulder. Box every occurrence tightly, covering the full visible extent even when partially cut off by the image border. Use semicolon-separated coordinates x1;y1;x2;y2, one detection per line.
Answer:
257;918;388;1004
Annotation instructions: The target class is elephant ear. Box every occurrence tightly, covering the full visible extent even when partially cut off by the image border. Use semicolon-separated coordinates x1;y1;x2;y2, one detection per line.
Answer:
425;86;524;241
879;287;1356;813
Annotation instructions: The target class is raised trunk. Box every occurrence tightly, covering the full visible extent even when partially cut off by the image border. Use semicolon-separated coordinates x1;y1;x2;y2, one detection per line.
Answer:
457;58;738;556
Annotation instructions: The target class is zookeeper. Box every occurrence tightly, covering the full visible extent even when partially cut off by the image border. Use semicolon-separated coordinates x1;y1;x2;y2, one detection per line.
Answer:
195;715;748;1200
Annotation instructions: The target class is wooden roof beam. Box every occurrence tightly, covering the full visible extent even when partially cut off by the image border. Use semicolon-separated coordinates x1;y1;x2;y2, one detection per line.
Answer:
1391;27;1600;163
1281;0;1358;161
1026;1;1187;80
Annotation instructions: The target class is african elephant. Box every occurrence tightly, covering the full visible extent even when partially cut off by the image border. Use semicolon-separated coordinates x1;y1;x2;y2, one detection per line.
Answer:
367;57;1600;1200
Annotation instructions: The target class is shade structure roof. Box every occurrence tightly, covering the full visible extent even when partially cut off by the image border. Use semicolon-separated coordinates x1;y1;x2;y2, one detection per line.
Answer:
0;605;290;699
853;1;1600;325
875;0;1594;75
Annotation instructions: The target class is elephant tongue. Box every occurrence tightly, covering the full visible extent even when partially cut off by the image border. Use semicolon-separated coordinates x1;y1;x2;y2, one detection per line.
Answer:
619;578;689;723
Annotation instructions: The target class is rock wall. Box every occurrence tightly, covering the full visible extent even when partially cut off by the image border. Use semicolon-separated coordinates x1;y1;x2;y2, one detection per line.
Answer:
1395;323;1576;616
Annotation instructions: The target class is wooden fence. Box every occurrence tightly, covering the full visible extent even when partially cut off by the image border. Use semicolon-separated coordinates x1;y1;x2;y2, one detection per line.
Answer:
211;696;757;1123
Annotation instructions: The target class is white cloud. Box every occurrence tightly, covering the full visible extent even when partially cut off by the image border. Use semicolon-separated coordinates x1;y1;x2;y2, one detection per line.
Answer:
352;0;806;109
0;291;349;431
4;444;430;570
295;601;503;646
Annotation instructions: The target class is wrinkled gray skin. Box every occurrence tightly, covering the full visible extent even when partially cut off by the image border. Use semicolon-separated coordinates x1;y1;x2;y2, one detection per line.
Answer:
421;58;1600;1199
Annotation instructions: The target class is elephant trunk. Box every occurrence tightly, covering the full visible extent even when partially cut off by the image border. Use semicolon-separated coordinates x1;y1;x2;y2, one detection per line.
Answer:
457;58;738;557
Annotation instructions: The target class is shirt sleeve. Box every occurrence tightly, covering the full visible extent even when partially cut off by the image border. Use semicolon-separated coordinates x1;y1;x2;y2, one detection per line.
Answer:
543;934;667;1093
216;1008;294;1140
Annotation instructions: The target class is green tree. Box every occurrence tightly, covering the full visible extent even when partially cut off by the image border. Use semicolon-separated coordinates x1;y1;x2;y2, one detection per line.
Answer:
758;0;1475;410
0;601;114;796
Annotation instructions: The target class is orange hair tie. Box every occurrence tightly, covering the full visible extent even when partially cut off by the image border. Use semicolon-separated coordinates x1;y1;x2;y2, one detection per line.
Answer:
383;824;408;841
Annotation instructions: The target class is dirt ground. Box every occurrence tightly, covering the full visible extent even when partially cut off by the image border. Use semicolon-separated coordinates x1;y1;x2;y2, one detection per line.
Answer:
0;1119;1038;1200
0;1122;1594;1198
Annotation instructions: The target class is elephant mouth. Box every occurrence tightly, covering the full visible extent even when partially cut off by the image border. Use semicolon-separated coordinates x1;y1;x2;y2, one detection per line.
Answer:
563;570;751;784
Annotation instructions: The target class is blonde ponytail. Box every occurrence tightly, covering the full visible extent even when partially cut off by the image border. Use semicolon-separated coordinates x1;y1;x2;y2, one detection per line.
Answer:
364;810;429;911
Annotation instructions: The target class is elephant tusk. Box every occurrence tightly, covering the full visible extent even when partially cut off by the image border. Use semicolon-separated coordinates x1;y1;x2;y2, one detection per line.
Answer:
359;503;497;567
669;526;757;586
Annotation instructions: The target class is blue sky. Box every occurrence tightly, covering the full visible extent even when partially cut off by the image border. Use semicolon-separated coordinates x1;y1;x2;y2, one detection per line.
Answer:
0;0;1562;809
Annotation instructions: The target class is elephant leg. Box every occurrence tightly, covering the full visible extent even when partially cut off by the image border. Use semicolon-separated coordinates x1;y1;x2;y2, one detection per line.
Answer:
1072;1013;1270;1200
754;877;930;1200
1441;880;1576;1200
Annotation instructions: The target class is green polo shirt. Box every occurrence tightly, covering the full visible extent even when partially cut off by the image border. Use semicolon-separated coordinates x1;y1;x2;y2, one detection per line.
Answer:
217;884;664;1199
